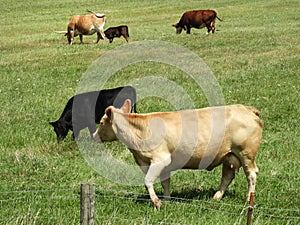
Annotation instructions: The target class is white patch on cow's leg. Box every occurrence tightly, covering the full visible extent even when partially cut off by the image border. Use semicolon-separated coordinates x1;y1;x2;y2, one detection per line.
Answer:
247;170;257;201
69;31;74;45
100;30;106;39
160;172;171;201
238;156;258;201
213;163;235;200
245;162;258;201
94;23;106;40
144;156;171;210
241;158;259;201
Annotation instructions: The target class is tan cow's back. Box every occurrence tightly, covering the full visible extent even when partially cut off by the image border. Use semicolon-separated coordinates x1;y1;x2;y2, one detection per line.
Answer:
120;104;262;170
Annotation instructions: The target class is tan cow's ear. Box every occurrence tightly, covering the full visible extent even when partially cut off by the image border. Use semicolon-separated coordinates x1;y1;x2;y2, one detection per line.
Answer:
121;99;131;113
105;106;113;120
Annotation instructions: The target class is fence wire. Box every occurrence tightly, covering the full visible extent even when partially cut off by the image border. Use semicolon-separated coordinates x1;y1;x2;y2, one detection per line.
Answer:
0;187;299;225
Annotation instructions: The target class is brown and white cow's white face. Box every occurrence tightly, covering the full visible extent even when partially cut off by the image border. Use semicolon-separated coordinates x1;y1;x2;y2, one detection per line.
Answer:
172;23;183;34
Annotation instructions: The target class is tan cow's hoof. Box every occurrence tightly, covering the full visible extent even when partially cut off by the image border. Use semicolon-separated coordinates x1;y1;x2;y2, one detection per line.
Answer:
154;198;162;210
213;191;223;200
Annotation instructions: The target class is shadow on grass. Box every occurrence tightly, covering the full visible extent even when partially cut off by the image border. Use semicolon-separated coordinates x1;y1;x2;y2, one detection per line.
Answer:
133;188;238;206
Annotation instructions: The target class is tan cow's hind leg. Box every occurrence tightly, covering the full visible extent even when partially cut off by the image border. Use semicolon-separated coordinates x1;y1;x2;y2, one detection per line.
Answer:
214;153;242;200
213;163;235;200
244;161;259;201
238;149;259;201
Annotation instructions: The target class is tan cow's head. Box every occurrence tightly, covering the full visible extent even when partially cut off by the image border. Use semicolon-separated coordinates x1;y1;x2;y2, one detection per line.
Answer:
93;99;132;142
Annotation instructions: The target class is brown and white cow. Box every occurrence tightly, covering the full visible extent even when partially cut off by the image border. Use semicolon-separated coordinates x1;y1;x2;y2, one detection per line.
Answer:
58;11;106;44
173;10;223;35
93;100;262;210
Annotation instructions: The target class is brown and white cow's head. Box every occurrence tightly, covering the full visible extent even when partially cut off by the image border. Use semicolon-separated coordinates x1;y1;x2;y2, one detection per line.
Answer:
93;99;132;142
172;23;183;34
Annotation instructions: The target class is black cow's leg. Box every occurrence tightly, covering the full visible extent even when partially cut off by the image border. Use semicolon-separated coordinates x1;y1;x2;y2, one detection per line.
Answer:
72;125;80;140
88;125;96;138
79;34;83;43
160;171;171;201
72;130;80;140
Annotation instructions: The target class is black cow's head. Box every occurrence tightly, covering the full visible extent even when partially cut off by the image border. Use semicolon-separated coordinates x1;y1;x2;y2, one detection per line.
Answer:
49;120;69;142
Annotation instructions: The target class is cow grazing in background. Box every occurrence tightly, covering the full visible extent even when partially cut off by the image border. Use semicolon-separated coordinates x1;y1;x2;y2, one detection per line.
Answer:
173;10;222;35
94;100;262;210
104;25;130;43
56;10;106;44
49;86;137;142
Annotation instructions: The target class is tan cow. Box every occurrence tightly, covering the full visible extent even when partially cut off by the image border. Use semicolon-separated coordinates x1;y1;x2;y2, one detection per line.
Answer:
57;10;106;44
93;100;263;210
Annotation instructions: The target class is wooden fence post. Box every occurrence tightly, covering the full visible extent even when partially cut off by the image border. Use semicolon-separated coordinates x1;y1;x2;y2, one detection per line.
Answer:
247;192;255;225
80;183;95;225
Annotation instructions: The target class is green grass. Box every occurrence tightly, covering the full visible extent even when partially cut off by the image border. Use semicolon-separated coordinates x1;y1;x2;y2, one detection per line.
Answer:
0;0;299;224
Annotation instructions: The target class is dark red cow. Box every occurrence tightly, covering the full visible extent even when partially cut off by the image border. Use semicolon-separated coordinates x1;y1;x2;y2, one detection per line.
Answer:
173;10;222;35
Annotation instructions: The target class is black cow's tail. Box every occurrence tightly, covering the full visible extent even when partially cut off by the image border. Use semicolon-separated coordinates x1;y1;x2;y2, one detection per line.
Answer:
132;103;138;113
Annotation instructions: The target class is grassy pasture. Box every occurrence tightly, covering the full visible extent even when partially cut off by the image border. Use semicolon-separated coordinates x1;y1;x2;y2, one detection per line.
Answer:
0;0;299;224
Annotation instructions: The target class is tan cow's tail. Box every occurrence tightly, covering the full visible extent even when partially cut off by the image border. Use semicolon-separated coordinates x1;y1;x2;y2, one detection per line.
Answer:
246;106;263;128
87;9;96;14
246;106;261;117
87;9;105;18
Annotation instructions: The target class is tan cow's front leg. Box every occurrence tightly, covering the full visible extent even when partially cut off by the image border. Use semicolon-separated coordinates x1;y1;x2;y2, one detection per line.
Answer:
96;32;104;43
144;156;171;210
160;171;171;201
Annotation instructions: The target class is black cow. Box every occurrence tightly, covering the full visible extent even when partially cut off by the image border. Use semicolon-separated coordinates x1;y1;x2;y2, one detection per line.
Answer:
173;10;222;34
49;86;137;142
104;25;129;43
